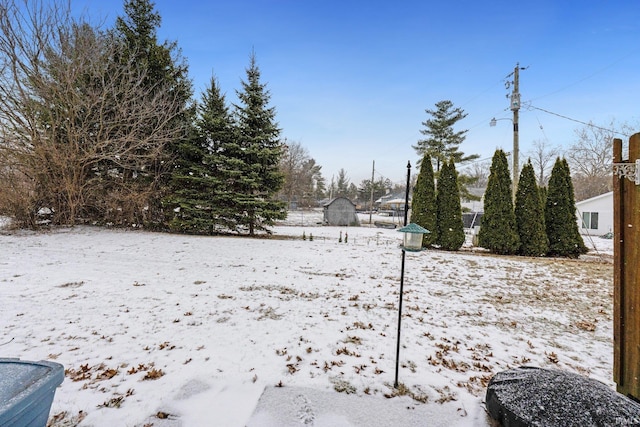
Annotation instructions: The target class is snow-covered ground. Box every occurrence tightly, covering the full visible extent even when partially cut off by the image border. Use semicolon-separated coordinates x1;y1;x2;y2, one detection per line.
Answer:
0;211;614;426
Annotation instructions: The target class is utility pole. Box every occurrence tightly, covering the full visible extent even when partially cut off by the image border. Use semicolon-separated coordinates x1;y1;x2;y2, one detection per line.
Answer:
510;63;521;200
369;160;375;225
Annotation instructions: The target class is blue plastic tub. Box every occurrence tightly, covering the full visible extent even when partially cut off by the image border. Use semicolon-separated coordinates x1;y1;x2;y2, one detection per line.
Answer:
0;358;64;427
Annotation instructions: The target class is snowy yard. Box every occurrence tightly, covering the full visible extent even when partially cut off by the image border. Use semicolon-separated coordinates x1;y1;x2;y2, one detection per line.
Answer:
0;212;614;426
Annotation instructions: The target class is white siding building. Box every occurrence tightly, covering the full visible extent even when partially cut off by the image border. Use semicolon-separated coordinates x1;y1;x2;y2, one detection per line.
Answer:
575;191;613;236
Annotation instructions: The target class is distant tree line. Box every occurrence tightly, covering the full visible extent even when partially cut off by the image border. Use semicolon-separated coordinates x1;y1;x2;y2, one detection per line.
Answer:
278;141;325;208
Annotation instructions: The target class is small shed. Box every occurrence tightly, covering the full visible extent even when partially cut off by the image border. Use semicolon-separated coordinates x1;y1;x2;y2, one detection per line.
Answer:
575;191;613;236
323;197;360;226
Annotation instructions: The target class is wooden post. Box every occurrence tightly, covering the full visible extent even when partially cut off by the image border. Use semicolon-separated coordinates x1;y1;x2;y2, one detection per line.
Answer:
613;133;640;400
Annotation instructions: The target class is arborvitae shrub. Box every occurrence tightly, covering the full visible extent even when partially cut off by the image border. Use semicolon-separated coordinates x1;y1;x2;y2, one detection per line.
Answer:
477;149;519;254
435;160;465;251
515;161;548;256
545;158;588;258
411;154;437;246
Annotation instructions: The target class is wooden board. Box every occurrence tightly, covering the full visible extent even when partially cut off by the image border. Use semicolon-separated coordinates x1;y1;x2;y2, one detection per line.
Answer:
613;133;640;400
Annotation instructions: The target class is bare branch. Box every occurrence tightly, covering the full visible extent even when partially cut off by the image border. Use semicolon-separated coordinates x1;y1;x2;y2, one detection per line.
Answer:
525;139;562;186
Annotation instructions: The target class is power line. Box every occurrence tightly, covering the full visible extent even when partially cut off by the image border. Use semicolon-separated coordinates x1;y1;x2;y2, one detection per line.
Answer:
528;105;631;137
529;48;640;102
373;168;404;186
534;115;551;145
461;154;502;167
460;78;506;110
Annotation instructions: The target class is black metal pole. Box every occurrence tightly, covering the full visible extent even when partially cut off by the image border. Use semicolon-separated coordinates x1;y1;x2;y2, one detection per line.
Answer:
394;161;411;388
402;161;411;227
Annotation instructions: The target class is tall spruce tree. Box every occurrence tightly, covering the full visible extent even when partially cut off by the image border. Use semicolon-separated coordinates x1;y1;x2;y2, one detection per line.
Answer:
165;75;236;234
114;0;193;225
164;122;210;234
335;169;351;198
199;75;241;231
233;52;286;235
515;161;548;256
435;160;465;250
115;0;191;100
411;154;437;246
478;149;520;254
545;157;588;258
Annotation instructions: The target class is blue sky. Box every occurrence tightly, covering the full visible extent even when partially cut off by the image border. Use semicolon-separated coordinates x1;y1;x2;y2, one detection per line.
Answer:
76;0;640;185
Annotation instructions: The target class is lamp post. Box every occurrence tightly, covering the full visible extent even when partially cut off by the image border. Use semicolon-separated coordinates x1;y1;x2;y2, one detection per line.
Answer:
394;161;430;388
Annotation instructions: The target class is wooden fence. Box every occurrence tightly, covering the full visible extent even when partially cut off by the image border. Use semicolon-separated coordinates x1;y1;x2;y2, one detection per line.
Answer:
613;133;640;400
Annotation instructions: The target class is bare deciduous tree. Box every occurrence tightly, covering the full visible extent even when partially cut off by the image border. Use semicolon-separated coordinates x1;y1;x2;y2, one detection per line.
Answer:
279;140;323;207
462;160;491;188
564;120;633;201
0;0;186;227
566;122;615;178
279;140;308;204
526;139;562;187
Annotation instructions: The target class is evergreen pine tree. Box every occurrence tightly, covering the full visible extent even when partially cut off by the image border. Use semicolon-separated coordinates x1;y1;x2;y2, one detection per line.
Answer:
114;0;193;225
411;154;437;246
164;122;211;234
115;0;191;101
335;169;350;198
413;100;479;172
478;149;520;254
165;75;236;234
515;161;548;256
412;100;480;201
233;51;286;235
545;157;588;258
435;160;465;250
199;75;242;232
